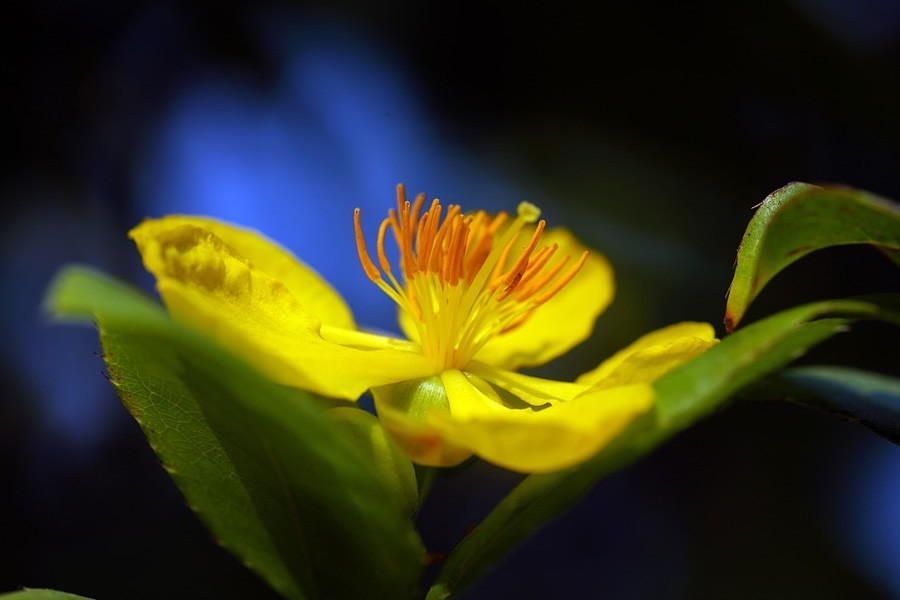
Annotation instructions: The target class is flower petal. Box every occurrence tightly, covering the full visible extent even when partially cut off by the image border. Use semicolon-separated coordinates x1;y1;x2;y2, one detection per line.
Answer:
467;361;589;406
576;322;717;388
130;218;434;399
432;369;653;473
131;215;355;329
472;227;615;370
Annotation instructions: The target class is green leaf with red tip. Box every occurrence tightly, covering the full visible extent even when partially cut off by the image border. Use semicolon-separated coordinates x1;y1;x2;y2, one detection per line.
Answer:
725;183;900;331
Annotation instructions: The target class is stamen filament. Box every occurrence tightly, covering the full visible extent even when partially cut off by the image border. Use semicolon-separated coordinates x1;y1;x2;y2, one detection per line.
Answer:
354;191;588;371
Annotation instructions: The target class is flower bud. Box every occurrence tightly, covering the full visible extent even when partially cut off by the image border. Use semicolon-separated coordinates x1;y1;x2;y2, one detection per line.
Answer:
372;376;473;468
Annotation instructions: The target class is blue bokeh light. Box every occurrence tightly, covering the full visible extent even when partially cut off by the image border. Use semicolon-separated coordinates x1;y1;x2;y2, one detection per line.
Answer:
790;0;900;51
134;15;525;333
830;436;900;596
1;206;118;447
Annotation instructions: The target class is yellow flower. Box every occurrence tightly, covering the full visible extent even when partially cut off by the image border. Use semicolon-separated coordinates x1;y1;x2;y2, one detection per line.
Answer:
129;185;716;473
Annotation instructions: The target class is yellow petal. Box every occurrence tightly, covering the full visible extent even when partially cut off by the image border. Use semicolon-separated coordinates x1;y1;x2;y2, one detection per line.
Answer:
472;227;615;370
576;322;718;388
372;377;474;468
432;370;653;473
467;360;589;406
131;215;355;329
130;218;434;399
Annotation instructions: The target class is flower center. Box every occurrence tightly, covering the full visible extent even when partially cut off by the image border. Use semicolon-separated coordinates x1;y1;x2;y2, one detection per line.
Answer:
354;184;588;371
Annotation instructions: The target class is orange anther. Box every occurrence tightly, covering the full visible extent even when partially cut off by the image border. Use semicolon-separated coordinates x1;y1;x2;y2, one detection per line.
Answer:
487;211;508;234
491;235;517;284
500;307;534;334
501;220;545;288
428;224;447;274
532;251;589;305
415;211;430;268
444;214;466;285
410;192;426;228
354;208;382;282
517;255;570;301
376;217;393;274
518;243;558;289
464;213;495;282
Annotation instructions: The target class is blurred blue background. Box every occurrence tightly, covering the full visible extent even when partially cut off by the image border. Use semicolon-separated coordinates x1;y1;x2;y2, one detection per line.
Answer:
2;1;900;598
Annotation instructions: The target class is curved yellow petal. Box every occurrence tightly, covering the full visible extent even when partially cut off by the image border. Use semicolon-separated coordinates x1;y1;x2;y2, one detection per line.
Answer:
576;322;718;388
131;215;355;329
467;360;589;406
472;227;615;370
130;219;434;399
432;370;653;473
372;377;473;468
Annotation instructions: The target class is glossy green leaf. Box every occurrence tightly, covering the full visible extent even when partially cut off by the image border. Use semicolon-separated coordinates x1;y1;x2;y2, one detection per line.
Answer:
45;266;424;600
426;297;900;599
328;407;419;516
725;183;900;331
0;591;92;600
656;296;898;427
752;366;900;444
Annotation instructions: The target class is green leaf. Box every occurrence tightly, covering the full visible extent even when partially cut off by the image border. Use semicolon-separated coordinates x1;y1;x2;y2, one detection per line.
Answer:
426;297;900;599
751;366;900;444
45;266;424;600
656;296;898;427
0;590;93;600
725;183;900;331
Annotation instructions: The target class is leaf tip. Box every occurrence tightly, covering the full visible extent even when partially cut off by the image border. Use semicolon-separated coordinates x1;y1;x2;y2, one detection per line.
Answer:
723;311;737;333
41;265;80;321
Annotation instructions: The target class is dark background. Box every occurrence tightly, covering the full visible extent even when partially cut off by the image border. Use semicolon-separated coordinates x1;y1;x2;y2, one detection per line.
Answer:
2;1;900;598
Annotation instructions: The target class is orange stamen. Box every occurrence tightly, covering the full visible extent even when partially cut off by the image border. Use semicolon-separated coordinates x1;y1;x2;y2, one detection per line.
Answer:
354;189;590;370
415;212;431;271
501;219;546;287
487;211;508;234
518;244;558;289
409;192;426;229
500;308;535;334
491;235;517;284
354;208;381;282
428;218;449;274
532;251;590;305
444;214;466;285
463;212;495;280
517;255;570;301
376;217;393;274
